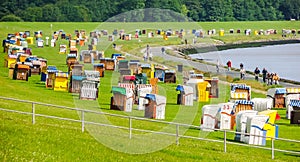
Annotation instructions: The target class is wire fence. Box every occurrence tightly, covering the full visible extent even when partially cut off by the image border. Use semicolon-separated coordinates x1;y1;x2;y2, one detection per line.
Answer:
0;96;299;159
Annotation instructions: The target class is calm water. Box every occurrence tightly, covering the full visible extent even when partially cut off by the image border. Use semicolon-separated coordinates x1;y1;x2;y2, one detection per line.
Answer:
190;43;300;82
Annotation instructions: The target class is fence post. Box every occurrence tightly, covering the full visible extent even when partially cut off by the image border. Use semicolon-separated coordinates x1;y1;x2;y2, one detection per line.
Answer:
176;124;179;145
224;130;227;153
271;138;275;159
81;110;85;133
32;103;35;124
129;117;132;139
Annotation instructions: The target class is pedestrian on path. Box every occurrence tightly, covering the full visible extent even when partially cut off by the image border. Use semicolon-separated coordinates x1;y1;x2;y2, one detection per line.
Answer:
254;67;260;81
262;68;268;83
161;47;165;55
216;59;220;73
240;63;244;70
226;60;231;71
240;67;246;80
273;73;280;85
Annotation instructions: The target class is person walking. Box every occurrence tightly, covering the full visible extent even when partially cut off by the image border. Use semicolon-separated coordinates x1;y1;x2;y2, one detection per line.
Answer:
273;73;280;85
240;63;244;70
240;67;246;80
216;59;220;73
254;67;260;81
262;68;268;83
161;47;165;54
226;60;231;71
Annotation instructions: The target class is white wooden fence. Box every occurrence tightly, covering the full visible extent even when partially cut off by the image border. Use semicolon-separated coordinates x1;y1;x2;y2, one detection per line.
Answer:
0;96;299;159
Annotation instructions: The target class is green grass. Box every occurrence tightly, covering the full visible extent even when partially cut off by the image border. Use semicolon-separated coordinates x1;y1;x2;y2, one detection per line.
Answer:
1;21;300;161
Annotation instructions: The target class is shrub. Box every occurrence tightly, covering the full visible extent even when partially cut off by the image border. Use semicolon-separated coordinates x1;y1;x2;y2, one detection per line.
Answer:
232;77;240;82
0;14;24;22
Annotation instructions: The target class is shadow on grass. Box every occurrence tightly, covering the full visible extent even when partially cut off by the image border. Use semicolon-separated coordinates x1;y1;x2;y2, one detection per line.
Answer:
167;102;179;105
283;153;300;157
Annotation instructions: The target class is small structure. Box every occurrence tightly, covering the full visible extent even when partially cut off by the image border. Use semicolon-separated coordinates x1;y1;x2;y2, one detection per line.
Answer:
154;65;166;82
233;100;254;114
90;51;99;61
200;104;220;131
118;60;129;70
69;40;78;56
267;88;286;108
119;69;131;77
81;52;93;64
129;61;139;75
111;53;122;60
149;78;159;94
251;98;273;112
110;86;134;112
13;62;31;81
8;63;15;79
176;85;193;106
46;66;58;88
66;54;78;67
197;81;210;102
84;70;100;83
100;58;115;71
80;80;99;100
17;53;29;62
59;44;67;54
136;84;152;104
245;115;269;146
285;87;300;107
93;63;105;77
54;72;69;92
137;86;152;110
69;75;83;93
287;99;300;120
37;39;44;48
135;73;147;84
164;70;176;83
122;75;136;84
141;64;154;79
40;61;48;82
234;110;258;142
186;79;203;100
31;60;41;75
219;102;235;130
4;54;17;68
258;110;279;140
290;110;300;124
205;77;219;98
51;39;56;47
70;64;84;76
190;73;204;79
144;94;166;119
230;84;251;101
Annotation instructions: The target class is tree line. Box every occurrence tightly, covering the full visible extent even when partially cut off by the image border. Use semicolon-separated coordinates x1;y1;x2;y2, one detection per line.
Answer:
1;0;299;22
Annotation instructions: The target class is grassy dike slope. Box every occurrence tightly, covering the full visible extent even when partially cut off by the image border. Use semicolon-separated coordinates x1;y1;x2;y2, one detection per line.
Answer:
1;22;300;161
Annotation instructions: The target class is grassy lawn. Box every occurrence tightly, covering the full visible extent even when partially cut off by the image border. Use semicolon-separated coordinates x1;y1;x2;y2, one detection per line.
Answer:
1;21;300;161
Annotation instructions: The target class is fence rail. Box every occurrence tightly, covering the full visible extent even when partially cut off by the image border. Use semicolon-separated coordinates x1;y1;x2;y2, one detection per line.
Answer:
0;96;299;159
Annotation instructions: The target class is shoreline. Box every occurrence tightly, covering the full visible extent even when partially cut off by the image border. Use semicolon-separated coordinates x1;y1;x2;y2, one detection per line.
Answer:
173;39;300;86
177;39;300;54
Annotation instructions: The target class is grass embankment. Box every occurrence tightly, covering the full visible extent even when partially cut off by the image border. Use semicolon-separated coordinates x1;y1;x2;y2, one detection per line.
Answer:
1;22;300;161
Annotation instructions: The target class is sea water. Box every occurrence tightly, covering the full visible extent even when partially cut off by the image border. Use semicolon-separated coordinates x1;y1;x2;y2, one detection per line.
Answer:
190;43;300;82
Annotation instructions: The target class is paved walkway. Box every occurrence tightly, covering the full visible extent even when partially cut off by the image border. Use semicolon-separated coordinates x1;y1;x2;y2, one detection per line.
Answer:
125;45;299;90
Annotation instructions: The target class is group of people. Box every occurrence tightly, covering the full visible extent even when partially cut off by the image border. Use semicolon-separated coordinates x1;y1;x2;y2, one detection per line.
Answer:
255;67;280;85
253;67;280;85
225;60;280;85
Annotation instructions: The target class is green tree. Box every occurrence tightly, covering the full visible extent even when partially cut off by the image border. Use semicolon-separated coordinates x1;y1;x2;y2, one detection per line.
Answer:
21;7;43;21
42;4;60;22
0;14;23;22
